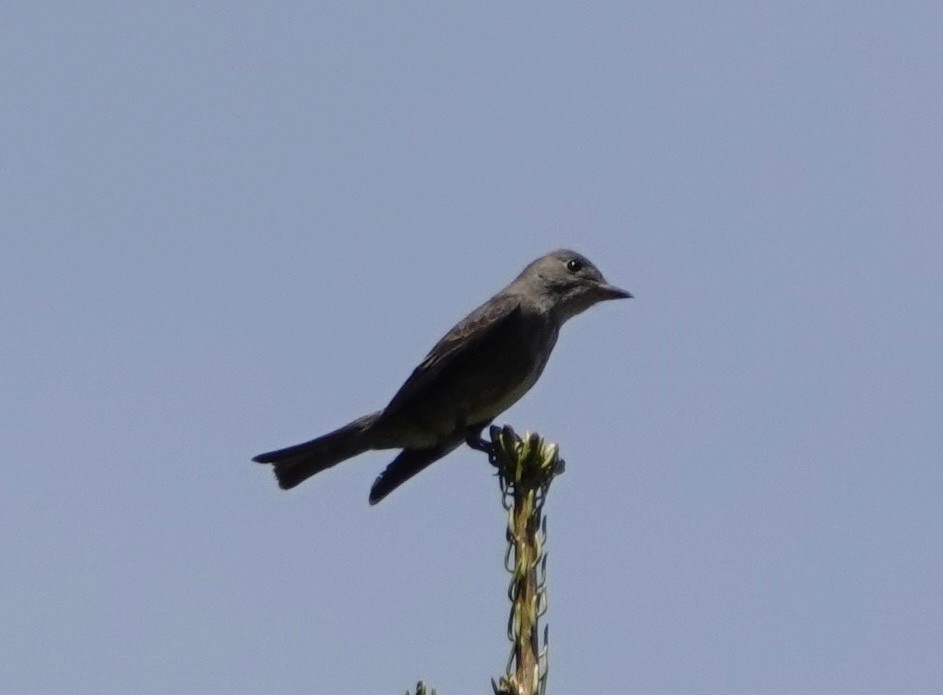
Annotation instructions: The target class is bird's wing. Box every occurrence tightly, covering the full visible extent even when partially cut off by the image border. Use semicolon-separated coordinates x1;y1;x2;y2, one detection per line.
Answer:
368;440;463;505
382;293;522;417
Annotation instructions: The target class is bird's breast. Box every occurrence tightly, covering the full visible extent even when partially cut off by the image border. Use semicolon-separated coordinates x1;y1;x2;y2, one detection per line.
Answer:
462;319;558;423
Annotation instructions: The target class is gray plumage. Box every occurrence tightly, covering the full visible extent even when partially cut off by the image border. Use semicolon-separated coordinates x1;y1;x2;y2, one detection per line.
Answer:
253;249;631;504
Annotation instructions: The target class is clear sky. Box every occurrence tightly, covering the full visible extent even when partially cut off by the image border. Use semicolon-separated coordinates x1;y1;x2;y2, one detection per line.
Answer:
2;2;941;693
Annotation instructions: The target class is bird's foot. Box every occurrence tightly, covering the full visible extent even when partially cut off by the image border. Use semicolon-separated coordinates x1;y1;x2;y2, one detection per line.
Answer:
466;425;503;467
465;431;494;455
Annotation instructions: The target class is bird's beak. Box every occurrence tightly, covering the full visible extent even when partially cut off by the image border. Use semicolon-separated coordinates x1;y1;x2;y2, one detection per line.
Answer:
595;283;633;300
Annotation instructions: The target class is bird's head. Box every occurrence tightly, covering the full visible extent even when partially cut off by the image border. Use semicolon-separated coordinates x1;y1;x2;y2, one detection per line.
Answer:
512;249;632;323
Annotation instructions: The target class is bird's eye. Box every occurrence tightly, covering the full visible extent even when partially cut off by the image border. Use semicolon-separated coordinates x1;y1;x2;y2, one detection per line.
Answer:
566;258;583;273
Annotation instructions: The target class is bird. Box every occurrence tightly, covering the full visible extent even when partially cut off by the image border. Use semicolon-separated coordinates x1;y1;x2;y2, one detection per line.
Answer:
253;249;631;504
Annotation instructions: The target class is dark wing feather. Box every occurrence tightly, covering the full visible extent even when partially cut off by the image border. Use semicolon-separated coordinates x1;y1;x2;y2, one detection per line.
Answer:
382;293;522;418
368;440;463;505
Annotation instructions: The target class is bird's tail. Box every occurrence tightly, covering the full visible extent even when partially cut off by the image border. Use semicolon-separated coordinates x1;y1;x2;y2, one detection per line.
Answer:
253;411;382;490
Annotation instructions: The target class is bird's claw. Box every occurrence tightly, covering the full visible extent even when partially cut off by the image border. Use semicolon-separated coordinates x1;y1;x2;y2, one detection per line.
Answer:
465;433;494;455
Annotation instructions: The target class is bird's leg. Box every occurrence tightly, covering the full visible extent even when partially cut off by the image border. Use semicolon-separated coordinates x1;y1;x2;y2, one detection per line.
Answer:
464;424;493;452
464;421;496;463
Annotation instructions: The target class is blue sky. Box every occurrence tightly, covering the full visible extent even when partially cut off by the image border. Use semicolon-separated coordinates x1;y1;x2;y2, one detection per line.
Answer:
2;2;941;693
